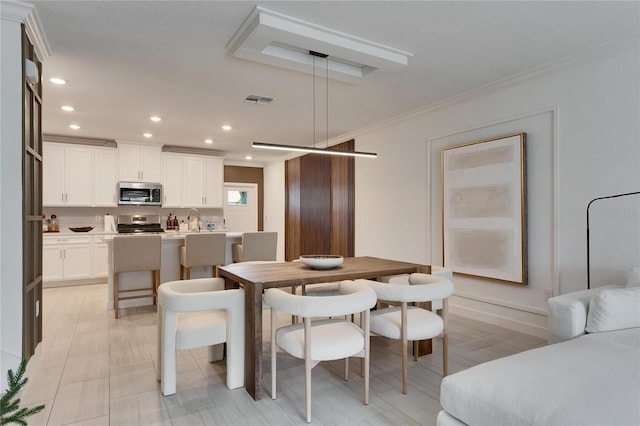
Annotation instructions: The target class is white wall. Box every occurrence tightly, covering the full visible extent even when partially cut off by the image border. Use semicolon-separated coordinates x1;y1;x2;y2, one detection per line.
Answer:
0;2;29;390
263;161;286;261
264;37;640;338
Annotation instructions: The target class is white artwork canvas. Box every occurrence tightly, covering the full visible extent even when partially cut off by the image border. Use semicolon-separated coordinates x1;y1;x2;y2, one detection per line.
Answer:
441;133;527;285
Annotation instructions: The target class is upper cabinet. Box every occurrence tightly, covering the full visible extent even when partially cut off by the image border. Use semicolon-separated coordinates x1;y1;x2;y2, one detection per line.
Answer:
118;142;162;183
161;153;183;208
43;143;93;207
93;147;118;206
161;153;223;208
43;142;118;207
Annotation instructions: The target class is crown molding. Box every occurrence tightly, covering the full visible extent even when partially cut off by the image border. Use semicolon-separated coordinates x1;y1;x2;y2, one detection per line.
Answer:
1;1;51;61
44;134;117;148
0;0;31;23
24;5;51;61
332;33;640;143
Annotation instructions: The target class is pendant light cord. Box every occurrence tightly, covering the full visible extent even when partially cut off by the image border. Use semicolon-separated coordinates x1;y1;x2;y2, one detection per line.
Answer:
326;55;329;149
312;55;316;148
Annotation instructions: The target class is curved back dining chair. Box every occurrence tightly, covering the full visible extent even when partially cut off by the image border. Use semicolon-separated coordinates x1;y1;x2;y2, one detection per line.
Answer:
157;278;244;396
264;280;377;423
359;273;453;394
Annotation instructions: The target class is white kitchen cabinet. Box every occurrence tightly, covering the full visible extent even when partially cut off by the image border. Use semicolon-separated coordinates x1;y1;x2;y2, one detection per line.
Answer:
161;153;183;207
93;147;118;206
42;245;64;281
43;143;92;207
182;155;223;207
43;235;93;282
203;157;223;207
93;236;109;278
118;142;162;182
161;153;223;208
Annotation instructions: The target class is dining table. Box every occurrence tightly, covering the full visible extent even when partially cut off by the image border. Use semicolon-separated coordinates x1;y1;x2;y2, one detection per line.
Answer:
216;256;432;400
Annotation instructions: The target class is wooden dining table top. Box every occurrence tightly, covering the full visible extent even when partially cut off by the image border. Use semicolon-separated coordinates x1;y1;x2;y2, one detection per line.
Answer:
216;256;431;288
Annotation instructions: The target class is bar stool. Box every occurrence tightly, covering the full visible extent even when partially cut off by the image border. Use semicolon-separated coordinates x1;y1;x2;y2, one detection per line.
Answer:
231;232;277;263
179;233;226;280
113;235;162;319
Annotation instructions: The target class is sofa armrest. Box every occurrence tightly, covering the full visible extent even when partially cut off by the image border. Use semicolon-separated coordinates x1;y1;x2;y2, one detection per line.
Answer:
547;285;620;343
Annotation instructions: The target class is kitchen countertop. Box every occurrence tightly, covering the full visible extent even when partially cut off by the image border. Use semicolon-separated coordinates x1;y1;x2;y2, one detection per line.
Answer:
44;229;240;238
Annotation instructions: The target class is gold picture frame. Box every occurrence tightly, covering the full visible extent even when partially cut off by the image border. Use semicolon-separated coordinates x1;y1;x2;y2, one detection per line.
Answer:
441;132;527;285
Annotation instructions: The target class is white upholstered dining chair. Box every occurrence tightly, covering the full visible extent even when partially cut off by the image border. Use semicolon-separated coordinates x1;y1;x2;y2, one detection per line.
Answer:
359;273;454;394
157;278;244;396
264;280;377;423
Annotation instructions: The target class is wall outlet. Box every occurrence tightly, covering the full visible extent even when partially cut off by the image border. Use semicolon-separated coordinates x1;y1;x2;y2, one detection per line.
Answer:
543;288;553;301
36;299;40;317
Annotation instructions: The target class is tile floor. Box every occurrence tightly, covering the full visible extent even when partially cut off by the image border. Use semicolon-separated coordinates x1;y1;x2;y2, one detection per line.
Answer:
21;283;546;425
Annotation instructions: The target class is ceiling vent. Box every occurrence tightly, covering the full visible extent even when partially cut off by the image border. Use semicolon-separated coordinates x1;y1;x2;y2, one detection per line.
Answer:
244;94;274;105
227;6;413;84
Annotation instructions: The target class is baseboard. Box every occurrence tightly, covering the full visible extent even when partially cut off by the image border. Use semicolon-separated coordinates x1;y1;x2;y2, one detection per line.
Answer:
44;278;106;288
449;293;548;339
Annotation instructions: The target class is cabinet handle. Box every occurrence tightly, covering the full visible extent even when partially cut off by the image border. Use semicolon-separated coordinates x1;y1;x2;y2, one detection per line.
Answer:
61;193;64;202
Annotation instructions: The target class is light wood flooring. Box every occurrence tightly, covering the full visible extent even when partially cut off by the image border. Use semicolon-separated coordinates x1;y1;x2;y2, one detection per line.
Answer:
21;284;546;426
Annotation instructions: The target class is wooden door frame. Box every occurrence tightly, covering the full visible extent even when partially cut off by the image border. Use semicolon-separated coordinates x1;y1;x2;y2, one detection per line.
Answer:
22;24;43;359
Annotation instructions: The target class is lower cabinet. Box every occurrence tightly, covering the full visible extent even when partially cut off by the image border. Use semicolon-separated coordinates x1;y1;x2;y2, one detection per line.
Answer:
43;235;110;283
93;236;109;278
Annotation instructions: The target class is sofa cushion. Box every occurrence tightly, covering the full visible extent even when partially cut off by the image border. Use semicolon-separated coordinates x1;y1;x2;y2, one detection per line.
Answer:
440;328;640;426
586;287;640;333
626;266;640;287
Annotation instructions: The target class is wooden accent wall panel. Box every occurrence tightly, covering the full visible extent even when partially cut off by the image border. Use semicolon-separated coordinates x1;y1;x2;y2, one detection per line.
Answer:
300;154;331;256
224;165;264;230
285;158;301;260
285;140;355;261
330;140;355;257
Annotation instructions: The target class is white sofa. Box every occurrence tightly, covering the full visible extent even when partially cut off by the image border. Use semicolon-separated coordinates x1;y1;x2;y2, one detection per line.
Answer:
437;285;640;426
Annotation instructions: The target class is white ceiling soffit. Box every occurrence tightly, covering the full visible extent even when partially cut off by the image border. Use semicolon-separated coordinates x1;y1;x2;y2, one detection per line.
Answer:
226;6;413;83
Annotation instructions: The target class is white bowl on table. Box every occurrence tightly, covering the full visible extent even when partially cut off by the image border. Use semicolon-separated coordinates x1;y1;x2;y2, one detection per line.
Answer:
299;255;344;269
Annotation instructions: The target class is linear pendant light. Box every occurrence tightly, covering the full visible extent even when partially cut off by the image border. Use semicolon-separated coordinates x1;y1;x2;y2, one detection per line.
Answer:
253;50;377;159
252;141;377;158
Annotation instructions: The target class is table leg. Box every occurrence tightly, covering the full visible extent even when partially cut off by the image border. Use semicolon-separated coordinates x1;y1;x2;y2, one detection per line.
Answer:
414;265;433;357
244;282;263;400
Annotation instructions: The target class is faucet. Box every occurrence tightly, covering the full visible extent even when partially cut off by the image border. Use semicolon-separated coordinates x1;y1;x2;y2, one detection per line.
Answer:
187;208;200;232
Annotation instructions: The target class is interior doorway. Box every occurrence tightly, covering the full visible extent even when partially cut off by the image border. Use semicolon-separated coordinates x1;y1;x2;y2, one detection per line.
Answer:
224;182;258;232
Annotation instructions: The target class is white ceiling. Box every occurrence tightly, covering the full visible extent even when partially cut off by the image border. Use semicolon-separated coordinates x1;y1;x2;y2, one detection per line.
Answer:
29;1;639;164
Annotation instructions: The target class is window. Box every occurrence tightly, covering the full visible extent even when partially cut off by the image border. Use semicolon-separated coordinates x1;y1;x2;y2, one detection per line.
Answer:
227;190;248;205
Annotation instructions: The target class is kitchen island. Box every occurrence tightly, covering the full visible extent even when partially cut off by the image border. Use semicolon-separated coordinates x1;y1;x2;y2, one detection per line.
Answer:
106;231;242;310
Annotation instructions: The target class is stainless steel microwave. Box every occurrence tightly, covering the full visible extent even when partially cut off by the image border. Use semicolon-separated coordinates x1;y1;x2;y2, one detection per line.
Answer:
117;182;162;206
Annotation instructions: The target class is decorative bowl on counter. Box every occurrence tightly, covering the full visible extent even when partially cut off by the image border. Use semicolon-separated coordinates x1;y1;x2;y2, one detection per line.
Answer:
69;226;94;232
299;255;344;270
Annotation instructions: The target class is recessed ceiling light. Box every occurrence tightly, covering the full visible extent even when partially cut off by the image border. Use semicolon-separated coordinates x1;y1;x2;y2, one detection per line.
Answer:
204;139;213;144
61;105;74;112
150;116;162;122
221;125;232;131
69;124;80;130
245;155;252;160
143;133;153;138
50;77;66;85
